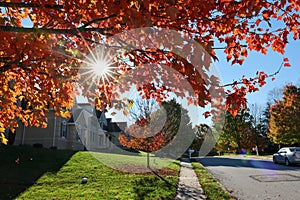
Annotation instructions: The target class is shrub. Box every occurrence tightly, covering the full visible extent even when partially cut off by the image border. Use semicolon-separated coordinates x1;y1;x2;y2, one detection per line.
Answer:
33;143;43;148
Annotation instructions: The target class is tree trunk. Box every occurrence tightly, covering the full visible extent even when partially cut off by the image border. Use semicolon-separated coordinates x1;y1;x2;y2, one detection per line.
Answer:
147;152;150;168
255;145;259;156
7;129;16;145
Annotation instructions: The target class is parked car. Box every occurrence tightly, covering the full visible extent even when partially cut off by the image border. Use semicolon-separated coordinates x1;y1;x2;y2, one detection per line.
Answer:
273;147;300;166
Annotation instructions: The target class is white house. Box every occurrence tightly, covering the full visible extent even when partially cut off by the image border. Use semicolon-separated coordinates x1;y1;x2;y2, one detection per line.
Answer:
14;102;125;151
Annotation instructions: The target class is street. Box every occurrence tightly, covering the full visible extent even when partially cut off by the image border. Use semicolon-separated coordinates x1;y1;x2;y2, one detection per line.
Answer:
197;156;300;200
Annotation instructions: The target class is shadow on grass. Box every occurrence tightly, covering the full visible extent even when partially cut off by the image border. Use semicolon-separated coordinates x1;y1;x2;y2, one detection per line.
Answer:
149;168;175;188
133;175;177;200
131;164;179;199
171;159;181;168
0;145;75;200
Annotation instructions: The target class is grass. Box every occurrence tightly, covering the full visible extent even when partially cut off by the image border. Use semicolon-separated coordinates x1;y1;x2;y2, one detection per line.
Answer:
0;145;75;199
92;151;175;172
0;146;180;200
220;153;273;160
240;154;273;160
191;162;234;200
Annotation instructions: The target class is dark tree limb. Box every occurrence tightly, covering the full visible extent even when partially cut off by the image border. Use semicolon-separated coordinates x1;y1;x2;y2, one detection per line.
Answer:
0;2;63;9
221;61;284;88
0;26;114;35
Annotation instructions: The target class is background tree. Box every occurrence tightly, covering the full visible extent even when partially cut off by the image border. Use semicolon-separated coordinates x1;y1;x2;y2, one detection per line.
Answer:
189;124;210;151
216;109;256;153
267;87;284;105
118;99;191;166
269;85;300;146
119;97;164;153
249;103;264;155
248;103;278;154
128;98;159;124
259;103;279;153
1;1;300;142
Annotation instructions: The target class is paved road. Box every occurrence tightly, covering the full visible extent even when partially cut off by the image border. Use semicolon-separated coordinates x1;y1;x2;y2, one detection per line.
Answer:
197;156;300;200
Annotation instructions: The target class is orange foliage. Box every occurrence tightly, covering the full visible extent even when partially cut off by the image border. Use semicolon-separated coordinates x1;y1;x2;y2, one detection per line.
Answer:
1;0;300;138
269;85;300;145
118;117;168;152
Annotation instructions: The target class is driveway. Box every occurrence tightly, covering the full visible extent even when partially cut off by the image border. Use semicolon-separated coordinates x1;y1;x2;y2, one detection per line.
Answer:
196;156;300;200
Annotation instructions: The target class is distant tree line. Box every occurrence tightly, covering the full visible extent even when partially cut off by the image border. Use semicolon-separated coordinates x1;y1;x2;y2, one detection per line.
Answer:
212;83;300;155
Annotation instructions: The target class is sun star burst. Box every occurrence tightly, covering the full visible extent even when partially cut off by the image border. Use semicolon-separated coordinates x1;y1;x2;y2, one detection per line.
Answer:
80;46;117;86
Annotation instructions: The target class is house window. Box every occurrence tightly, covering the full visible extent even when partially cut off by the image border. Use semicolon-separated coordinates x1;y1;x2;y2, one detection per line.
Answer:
76;125;82;142
99;135;106;146
76;132;81;142
61;120;67;139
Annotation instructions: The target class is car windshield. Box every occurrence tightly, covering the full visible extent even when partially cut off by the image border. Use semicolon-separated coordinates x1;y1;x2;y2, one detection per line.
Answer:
289;148;300;152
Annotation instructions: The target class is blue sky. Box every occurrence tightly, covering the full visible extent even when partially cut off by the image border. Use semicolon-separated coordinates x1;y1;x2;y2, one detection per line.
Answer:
215;39;300;108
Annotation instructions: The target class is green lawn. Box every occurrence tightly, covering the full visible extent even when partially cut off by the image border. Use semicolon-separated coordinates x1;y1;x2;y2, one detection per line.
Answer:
220;153;273;160
191;162;233;200
92;151;175;172
0;145;75;199
0;146;180;200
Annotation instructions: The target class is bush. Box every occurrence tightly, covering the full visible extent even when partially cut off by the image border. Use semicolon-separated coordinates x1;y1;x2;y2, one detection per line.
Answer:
33;143;43;148
207;149;220;156
19;144;31;147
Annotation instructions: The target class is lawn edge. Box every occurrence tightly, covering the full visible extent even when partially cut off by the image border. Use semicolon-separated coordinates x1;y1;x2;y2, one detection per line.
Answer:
191;160;235;200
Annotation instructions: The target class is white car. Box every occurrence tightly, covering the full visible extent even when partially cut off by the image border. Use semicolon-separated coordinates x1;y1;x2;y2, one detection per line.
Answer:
273;147;300;166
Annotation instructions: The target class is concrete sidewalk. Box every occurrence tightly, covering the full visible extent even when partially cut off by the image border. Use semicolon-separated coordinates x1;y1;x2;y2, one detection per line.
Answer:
175;158;206;200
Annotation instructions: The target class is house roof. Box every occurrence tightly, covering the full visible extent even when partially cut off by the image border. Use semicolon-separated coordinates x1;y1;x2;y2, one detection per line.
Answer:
103;118;125;132
69;102;126;133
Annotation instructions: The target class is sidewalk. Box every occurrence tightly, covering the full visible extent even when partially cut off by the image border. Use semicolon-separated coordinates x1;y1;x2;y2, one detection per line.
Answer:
175;158;206;200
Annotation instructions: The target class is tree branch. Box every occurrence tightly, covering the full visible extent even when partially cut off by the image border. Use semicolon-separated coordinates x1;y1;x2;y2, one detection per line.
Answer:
0;2;63;9
221;61;284;88
81;15;117;28
0;26;114;35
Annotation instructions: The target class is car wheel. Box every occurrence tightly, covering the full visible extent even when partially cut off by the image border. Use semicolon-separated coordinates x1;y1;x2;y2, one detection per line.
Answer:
273;157;278;164
285;158;290;166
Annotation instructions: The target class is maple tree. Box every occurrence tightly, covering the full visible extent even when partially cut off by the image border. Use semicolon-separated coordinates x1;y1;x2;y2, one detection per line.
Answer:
1;0;300;144
269;85;300;146
118;99;184;152
128;98;158;124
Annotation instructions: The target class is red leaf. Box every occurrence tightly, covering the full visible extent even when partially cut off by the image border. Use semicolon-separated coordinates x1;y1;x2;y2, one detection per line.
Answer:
255;19;261;26
226;93;247;117
284;63;291;67
203;111;211;118
262;13;270;20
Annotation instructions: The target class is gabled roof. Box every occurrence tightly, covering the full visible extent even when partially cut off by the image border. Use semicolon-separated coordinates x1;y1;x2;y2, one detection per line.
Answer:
103;118;125;132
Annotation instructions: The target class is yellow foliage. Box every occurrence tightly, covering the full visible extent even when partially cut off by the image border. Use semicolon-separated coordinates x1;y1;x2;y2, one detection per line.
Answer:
123;109;129;116
0;133;8;145
126;102;134;110
60;110;71;118
0;122;4;133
